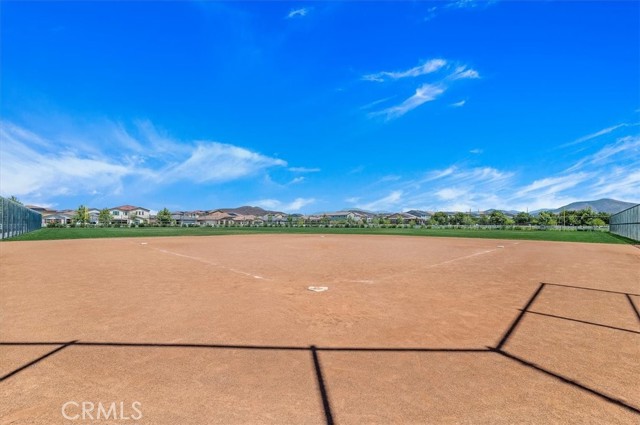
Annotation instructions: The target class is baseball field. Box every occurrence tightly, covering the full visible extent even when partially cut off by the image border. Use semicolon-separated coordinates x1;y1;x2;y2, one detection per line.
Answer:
1;234;639;424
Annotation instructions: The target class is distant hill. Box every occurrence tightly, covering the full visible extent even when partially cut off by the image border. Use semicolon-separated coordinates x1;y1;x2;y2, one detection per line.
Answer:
219;206;284;216
535;199;637;215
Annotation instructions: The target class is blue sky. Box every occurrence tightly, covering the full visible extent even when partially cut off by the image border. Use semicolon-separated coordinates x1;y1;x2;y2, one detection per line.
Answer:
1;0;638;213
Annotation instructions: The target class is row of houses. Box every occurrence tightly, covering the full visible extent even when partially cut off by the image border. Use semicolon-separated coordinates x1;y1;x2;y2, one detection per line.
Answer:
28;205;434;227
30;205;152;226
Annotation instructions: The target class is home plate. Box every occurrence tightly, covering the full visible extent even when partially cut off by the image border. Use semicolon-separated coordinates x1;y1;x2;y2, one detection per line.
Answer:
308;286;329;292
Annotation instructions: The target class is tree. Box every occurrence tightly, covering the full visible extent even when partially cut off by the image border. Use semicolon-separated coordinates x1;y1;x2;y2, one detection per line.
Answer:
450;212;466;225
98;208;112;226
74;205;90;226
537;211;557;226
514;212;532;225
489;211;508;225
157;208;172;226
430;212;449;225
8;195;22;205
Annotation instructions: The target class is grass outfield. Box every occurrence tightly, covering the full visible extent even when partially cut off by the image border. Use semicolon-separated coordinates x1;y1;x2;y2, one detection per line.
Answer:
4;226;635;244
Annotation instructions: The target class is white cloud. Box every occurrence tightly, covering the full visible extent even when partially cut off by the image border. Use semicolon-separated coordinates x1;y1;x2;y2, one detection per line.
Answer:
0;120;291;203
289;167;320;173
517;173;590;197
289;177;305;184
448;66;480;80
469;148;482;154
373;83;445;120
567;135;640;172
364;59;480;119
287;8;309;19
254;197;316;212
0;123;134;198
358;191;403;211
165;142;286;184
378;175;402;183
363;59;447;82
559;123;632;149
435;188;467;200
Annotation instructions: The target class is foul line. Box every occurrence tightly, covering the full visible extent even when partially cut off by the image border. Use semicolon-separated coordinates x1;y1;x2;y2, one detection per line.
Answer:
150;247;270;281
373;247;504;284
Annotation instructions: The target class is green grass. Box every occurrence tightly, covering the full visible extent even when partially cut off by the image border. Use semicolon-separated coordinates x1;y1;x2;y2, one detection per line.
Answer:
3;226;635;244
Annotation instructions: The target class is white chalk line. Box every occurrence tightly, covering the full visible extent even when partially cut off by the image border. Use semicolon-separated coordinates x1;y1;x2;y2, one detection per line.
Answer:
368;247;505;284
150;247;271;281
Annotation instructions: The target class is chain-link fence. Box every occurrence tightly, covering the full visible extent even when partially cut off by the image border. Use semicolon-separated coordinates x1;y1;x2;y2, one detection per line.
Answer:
609;204;640;241
0;197;42;239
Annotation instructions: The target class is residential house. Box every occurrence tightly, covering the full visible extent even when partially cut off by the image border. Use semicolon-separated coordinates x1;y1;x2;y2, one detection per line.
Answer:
88;208;101;225
171;211;203;226
42;211;74;225
197;211;234;226
385;212;421;225
262;213;288;225
110;205;151;225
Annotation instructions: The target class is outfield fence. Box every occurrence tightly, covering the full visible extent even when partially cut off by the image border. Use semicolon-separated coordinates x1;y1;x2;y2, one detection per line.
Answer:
609;204;640;241
0;197;42;240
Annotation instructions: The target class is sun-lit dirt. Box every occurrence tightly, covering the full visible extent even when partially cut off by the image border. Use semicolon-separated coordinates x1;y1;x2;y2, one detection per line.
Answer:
1;235;638;424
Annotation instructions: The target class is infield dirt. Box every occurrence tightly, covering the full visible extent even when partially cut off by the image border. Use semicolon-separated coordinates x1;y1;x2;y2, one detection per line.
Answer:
1;235;638;424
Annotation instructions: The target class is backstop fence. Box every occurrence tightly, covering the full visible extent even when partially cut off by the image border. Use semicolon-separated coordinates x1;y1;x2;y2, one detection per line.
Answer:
0;197;42;239
609;204;640;241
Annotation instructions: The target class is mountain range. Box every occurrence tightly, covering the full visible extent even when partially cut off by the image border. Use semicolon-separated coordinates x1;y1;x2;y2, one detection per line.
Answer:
177;199;639;217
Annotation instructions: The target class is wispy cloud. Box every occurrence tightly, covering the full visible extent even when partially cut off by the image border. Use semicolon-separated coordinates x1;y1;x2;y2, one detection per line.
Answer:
286;8;309;19
254;197;315;212
165;143;286;184
559;123;635;149
355;130;639;212
451;100;466;107
566;135;640;172
363;59;447;82
373;83;445;120
364;59;480;120
469;148;482;154
358;191;403;211
0;120;293;203
448;65;480;80
289;167;320;173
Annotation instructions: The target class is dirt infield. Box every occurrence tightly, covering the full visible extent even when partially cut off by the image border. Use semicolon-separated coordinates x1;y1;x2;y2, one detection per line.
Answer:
1;234;639;424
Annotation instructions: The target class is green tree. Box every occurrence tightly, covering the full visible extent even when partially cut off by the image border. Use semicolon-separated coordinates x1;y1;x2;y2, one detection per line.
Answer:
157;208;172;226
489;211;508;225
8;195;23;205
514;212;533;225
450;212;466;225
430;212;449;225
74;205;90;226
537;211;558;226
98;208;112;226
